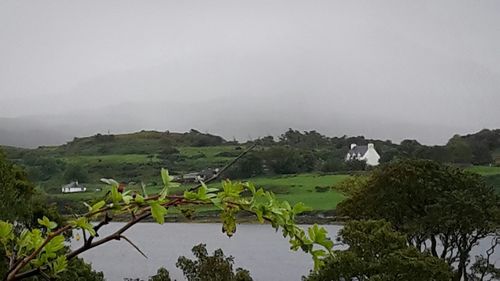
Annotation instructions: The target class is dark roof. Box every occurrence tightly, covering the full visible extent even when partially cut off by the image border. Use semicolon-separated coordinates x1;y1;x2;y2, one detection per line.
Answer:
347;145;368;156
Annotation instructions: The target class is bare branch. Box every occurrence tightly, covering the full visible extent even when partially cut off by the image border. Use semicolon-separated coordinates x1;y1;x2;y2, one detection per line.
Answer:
119;235;148;259
189;143;257;191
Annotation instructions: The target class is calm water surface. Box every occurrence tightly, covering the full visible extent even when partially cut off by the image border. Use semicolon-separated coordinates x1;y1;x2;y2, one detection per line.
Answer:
70;223;498;281
71;223;341;281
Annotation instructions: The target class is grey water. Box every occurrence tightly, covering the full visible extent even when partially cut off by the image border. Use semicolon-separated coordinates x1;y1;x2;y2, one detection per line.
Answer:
70;223;498;281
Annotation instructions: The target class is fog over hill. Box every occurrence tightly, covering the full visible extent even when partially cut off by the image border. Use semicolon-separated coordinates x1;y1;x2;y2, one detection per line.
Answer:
0;98;468;148
1;0;499;147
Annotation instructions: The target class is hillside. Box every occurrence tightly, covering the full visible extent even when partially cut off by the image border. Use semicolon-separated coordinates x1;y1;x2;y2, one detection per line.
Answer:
1;128;500;213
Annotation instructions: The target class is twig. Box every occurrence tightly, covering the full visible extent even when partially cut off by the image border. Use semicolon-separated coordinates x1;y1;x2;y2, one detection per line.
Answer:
189;143;257;191
119;235;148;259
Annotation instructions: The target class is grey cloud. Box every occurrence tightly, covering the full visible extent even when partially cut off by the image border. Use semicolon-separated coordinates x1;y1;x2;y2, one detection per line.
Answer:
0;0;499;147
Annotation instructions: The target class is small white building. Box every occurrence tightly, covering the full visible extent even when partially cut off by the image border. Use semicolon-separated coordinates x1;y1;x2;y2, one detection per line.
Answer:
345;143;381;166
61;181;87;193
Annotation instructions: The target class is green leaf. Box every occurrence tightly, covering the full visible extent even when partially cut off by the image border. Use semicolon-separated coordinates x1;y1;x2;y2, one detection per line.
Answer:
51;256;68;275
184;190;199;200
293;202;312;215
159;168;170;200
37;216;57;231
161;168;170;187
141;181;148;197
150;201;167;224
110;184;122;203
134;194;145;204
91;200;106;212
100;178;119;186
210;197;223;209
0;221;14;243
70;217;96;236
122;195;133;204
44;235;65;253
246;182;256;194
29;229;44;250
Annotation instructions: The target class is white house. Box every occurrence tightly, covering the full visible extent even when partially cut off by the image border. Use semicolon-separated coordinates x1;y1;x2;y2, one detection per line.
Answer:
61;181;87;193
345;143;381;166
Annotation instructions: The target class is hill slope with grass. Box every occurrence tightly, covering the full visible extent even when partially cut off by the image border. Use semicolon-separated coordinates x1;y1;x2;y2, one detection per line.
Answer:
2;129;500;216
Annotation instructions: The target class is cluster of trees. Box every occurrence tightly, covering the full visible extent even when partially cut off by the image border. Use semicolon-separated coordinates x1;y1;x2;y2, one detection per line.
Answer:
378;129;500;165
319;159;500;281
247;129;500;174
126;244;252;281
304;220;453;281
0;151;105;280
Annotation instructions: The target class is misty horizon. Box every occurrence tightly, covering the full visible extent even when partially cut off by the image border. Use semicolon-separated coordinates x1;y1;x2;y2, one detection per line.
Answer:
1;0;499;147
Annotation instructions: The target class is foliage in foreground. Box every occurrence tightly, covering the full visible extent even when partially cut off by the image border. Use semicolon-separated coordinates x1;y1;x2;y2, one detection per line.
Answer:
0;168;333;280
0;151;104;281
303;220;453;281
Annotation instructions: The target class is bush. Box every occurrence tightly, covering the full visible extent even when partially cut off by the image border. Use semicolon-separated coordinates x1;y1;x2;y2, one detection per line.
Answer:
314;186;330;192
215;151;241;157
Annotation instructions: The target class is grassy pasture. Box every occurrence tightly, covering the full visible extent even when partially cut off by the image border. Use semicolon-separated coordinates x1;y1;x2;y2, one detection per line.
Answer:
61;154;159;165
246;174;348;210
52;173;348;211
465;165;500;176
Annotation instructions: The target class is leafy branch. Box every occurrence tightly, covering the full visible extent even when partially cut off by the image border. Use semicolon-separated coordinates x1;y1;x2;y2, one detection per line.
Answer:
0;144;333;280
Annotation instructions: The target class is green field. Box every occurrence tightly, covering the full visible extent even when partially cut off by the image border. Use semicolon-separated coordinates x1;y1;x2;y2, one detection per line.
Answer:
51;173;349;212
247;174;348;210
466;165;500;176
61;154;160;165
49;164;500;213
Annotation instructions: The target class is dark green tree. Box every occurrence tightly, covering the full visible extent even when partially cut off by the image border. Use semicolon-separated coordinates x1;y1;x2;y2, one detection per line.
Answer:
344;159;366;171
125;267;171;281
446;135;473;164
263;147;302;174
0;149;104;281
303;220;452;281
63;163;89;183
149;268;171;281
176;244;252;281
470;143;493;165
337;159;500;281
225;153;263;179
0;151;35;222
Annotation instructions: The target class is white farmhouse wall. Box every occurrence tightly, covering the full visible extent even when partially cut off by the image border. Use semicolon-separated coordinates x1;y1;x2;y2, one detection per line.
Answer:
361;144;380;166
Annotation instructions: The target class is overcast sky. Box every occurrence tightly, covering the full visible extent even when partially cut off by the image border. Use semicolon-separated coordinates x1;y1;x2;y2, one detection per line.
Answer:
1;0;499;146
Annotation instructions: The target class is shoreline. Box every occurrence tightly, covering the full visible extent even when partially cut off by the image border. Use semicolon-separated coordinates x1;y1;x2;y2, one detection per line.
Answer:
88;211;343;225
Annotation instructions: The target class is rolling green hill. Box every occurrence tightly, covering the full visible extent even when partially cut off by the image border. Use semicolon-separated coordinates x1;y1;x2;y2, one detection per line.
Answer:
2;129;500;215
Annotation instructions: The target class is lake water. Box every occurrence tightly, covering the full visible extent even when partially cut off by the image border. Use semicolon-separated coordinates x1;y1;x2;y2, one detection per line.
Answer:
70;223;498;281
